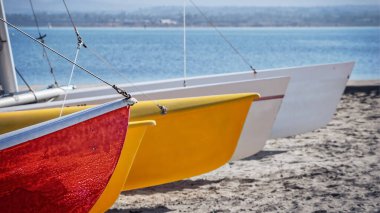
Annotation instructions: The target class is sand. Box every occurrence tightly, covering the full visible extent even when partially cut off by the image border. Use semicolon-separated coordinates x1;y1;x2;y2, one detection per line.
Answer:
109;88;379;213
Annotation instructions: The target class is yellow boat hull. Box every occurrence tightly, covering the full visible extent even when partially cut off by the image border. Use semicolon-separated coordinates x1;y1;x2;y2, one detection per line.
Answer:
124;93;258;190
0;93;259;191
0;106;90;134
90;120;155;212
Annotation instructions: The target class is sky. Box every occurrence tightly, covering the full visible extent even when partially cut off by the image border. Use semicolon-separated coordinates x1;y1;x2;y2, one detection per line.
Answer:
3;0;380;13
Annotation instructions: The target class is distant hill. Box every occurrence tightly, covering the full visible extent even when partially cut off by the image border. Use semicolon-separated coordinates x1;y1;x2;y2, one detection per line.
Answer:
6;5;380;27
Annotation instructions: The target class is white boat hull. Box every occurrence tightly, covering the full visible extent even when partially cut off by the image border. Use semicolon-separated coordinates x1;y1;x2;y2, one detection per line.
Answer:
3;62;354;136
265;62;354;138
0;62;354;158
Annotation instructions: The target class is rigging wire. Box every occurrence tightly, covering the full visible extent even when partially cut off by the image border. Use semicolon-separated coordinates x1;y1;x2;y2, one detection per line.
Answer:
188;0;257;74
28;0;59;87
183;0;187;87
85;46;167;114
15;67;38;102
61;0;166;114
62;0;86;48
0;17;131;99
1;6;167;114
59;0;169;113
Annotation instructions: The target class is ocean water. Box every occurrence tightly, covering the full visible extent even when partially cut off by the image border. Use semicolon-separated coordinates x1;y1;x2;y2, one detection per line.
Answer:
8;27;380;87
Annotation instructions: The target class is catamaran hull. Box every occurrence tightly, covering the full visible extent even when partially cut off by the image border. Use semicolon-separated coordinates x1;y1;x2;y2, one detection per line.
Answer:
124;93;259;190
0;99;136;212
263;62;354;138
1;62;354;148
54;61;353;139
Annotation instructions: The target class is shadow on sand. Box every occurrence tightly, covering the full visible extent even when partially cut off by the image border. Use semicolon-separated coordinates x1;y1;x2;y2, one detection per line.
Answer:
120;150;288;197
121;178;225;196
109;151;289;212
107;205;172;213
242;150;288;161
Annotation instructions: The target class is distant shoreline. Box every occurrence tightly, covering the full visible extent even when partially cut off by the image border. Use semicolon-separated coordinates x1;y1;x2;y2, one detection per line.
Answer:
7;5;380;28
12;26;380;29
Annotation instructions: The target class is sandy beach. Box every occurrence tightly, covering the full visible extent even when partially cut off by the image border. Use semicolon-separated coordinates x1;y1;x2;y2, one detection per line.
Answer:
109;86;379;213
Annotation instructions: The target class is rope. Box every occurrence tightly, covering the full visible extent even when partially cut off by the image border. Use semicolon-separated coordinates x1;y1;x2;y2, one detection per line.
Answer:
15;67;38;102
28;0;43;38
188;0;257;74
0;17;131;99
28;0;59;87
59;0;83;117
59;47;80;117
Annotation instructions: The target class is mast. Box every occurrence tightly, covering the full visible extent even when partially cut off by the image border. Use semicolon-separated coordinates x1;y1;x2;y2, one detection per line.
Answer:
0;0;18;95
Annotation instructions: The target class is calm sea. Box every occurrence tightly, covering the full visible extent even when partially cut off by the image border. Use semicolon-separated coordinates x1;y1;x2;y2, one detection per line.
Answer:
9;27;380;87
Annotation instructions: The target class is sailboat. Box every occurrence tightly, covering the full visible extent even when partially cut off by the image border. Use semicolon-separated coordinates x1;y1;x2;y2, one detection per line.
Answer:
0;24;263;213
0;98;146;212
0;5;288;161
0;1;355;209
0;0;354;156
0;2;290;161
0;5;154;208
1;93;259;192
0;17;353;140
0;1;264;209
47;0;352;141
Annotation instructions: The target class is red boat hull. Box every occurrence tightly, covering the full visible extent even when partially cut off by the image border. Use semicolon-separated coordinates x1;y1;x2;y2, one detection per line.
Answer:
0;106;130;212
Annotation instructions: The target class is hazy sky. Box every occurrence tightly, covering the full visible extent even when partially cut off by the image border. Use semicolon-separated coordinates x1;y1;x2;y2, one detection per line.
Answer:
4;0;380;13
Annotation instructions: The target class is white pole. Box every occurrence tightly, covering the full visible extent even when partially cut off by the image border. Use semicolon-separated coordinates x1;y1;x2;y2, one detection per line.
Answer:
0;0;18;95
183;0;187;87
